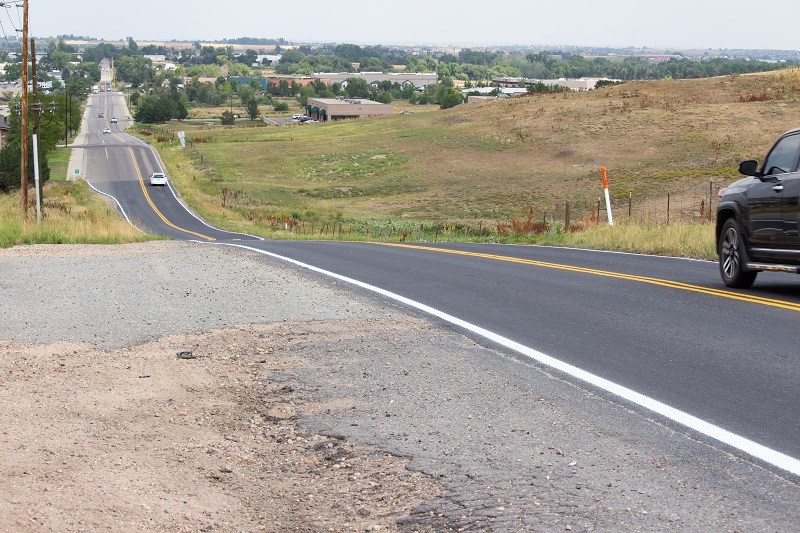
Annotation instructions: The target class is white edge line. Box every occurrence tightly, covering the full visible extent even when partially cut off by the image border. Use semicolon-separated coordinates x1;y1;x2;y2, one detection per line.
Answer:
84;180;145;234
216;241;800;478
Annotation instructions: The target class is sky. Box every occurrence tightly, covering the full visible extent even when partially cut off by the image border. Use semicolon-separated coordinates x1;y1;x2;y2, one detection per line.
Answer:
17;0;800;51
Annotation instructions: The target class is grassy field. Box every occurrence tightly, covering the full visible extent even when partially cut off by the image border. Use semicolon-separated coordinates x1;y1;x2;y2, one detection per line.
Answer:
132;67;800;259
47;146;71;182
0;178;159;248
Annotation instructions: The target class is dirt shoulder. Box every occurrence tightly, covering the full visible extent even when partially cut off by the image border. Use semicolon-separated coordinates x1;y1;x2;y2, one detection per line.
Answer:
0;326;439;532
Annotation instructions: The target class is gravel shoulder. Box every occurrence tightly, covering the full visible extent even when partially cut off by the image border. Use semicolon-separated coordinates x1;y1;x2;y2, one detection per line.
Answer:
1;242;799;532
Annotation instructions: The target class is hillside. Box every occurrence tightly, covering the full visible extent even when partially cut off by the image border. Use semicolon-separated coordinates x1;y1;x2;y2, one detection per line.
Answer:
148;67;800;233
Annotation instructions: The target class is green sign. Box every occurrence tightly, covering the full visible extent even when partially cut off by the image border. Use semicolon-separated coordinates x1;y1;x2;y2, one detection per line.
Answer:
74;169;79;174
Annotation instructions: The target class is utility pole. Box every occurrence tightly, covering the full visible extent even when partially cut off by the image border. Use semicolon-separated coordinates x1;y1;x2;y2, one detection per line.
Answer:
20;0;28;216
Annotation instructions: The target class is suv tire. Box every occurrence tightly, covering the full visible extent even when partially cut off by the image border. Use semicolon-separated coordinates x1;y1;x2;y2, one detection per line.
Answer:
719;218;757;289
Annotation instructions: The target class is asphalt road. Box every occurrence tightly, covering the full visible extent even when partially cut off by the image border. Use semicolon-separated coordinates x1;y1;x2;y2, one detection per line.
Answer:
225;240;800;475
77;89;800;480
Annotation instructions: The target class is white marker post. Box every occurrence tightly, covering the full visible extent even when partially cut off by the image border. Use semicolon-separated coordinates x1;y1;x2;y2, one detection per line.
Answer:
601;167;614;226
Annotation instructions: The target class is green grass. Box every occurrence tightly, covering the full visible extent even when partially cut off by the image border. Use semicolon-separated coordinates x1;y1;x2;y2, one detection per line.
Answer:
46;146;71;183
0;179;160;248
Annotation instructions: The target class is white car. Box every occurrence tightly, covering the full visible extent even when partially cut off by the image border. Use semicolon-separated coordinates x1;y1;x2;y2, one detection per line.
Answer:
291;114;304;120
110;117;118;123
149;172;167;186
102;128;111;134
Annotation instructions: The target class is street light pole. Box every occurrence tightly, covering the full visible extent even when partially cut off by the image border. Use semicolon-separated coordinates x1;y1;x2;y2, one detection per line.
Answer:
64;91;69;147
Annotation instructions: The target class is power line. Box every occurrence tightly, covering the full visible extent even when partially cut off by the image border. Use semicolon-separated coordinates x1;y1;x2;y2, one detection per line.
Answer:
0;2;17;51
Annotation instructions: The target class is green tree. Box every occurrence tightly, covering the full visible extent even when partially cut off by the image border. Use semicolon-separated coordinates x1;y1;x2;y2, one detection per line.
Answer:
220;110;236;125
116;56;154;88
437;87;463;109
2;62;21;83
175;100;188;121
0;102;50;192
42;49;73;72
134;94;175;124
296;84;316;107
236;84;256;105
343;77;370;98
245;98;260;120
127;37;139;55
228;62;251;77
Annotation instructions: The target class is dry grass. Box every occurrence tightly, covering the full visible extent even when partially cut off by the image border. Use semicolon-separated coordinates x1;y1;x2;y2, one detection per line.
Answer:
557;219;716;259
0;181;159;248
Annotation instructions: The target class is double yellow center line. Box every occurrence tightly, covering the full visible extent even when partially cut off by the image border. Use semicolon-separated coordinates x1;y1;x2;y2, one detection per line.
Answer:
376;242;800;313
128;148;215;241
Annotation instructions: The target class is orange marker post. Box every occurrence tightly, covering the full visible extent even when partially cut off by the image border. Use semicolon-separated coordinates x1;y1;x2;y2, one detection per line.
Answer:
601;167;614;226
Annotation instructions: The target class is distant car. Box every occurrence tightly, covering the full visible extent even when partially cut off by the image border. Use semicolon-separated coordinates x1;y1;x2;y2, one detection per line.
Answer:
301;119;317;124
291;114;304;120
149;172;167;186
98;112;104;118
110;117;118;123
102;128;110;134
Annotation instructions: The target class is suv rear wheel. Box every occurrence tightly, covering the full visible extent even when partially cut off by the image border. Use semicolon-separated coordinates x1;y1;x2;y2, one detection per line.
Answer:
719;218;758;289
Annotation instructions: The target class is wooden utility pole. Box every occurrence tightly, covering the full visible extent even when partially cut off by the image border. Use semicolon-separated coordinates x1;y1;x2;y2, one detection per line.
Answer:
20;0;28;216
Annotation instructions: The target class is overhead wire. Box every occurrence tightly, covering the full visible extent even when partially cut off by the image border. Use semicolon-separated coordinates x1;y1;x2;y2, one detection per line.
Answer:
0;2;17;51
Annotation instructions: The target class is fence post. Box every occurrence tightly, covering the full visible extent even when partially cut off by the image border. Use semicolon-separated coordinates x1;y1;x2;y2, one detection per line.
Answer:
565;200;571;229
667;192;670;224
709;179;714;221
628;192;632;217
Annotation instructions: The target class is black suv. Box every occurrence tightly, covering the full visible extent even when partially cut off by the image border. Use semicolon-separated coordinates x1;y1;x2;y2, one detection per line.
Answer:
717;128;800;288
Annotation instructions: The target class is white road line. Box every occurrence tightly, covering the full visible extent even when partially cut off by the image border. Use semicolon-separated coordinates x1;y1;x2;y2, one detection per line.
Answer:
216;241;800;478
84;180;144;233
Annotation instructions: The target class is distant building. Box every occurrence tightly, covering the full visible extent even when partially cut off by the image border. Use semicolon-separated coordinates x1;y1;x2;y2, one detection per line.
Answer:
143;54;166;63
492;77;617;91
228;76;324;92
313;72;437;90
0;115;11;149
463;87;528;98
256;54;281;65
306;97;392;122
641;54;682;62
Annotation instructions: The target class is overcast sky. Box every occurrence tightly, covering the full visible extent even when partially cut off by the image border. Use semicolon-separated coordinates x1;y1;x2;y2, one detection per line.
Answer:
18;0;800;51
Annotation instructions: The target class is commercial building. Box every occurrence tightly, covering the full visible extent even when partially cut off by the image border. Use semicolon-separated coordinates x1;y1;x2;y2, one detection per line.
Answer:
305;97;392;122
492;77;615;91
312;72;437;90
